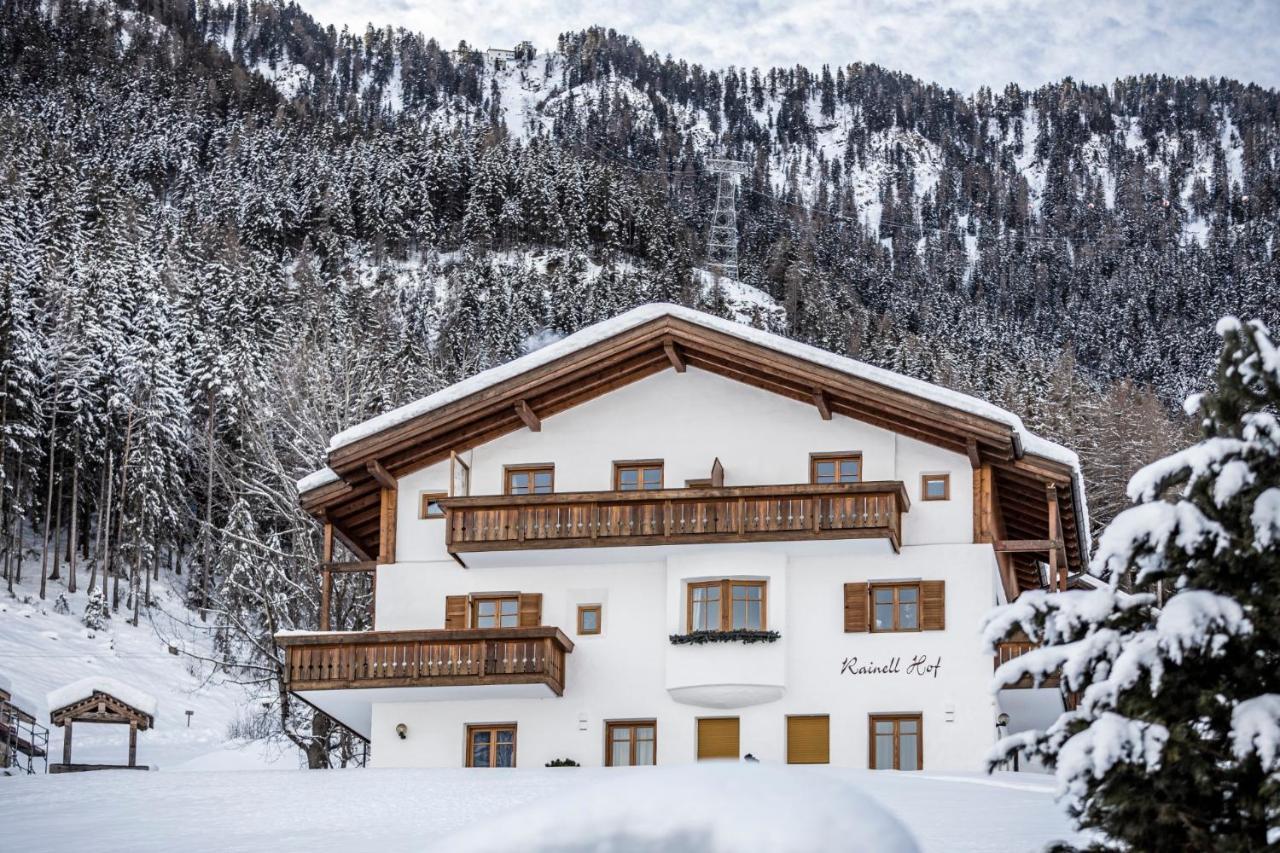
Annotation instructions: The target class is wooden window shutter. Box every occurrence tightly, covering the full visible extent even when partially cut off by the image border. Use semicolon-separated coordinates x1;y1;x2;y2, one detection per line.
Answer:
445;595;468;629
518;593;542;627
844;582;868;632
786;716;830;764
696;717;740;760
921;580;946;630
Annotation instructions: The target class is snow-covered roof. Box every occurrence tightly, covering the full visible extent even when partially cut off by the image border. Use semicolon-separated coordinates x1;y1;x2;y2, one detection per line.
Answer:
296;465;340;494
47;677;159;719
323;303;1080;468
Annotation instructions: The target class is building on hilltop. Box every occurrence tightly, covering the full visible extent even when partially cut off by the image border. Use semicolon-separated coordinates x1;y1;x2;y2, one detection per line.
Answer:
282;304;1088;770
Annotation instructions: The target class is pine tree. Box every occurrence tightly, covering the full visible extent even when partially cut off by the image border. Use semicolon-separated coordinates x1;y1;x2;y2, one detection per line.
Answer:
984;317;1280;851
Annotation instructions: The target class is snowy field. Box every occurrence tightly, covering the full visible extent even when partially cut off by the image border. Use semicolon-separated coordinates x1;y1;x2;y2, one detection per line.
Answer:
2;763;1079;853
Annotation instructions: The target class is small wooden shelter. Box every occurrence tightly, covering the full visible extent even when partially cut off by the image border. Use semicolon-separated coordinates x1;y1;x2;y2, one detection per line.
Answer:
48;679;156;773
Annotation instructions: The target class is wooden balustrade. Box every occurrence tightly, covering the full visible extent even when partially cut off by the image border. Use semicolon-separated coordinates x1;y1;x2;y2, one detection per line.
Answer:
994;637;1060;689
442;482;908;556
277;627;574;695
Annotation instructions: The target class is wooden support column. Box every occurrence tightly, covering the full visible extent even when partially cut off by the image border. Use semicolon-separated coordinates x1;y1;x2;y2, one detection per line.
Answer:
378;487;397;563
128;721;138;767
1047;484;1064;592
62;721;72;765
320;522;334;632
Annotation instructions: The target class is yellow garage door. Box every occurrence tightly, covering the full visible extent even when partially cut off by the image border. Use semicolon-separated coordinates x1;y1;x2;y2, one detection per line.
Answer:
697;717;740;760
787;715;830;764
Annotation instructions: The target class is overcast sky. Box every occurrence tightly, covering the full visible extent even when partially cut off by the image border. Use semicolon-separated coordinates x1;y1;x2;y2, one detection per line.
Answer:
304;0;1279;93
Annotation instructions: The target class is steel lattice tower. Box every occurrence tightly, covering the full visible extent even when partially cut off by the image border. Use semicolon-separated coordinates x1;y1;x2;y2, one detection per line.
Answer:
706;158;749;280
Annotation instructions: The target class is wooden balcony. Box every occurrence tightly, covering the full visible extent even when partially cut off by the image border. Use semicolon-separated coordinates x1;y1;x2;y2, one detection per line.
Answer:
277;627;574;695
994;636;1060;689
442;481;908;557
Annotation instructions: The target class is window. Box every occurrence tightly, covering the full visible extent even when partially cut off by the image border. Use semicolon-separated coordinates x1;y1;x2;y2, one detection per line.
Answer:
505;464;554;495
472;595;519;629
577;604;602;635
687;580;766;632
787;715;830;765
870;582;921;632
614;460;663;491
921;473;950;501
467;724;516;767
606;720;656;766
869;714;922;770
810;452;862;484
419;491;447;519
696;717;740;760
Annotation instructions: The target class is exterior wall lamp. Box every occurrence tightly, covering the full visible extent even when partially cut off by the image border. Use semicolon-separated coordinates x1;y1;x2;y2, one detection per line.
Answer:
396;723;408;740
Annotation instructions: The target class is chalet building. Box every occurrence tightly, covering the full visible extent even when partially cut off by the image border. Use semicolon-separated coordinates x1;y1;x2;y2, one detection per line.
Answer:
282;304;1087;771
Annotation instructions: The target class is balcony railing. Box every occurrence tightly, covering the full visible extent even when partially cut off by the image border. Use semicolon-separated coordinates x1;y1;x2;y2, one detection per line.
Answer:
276;627;574;695
994;637;1060;689
441;481;908;556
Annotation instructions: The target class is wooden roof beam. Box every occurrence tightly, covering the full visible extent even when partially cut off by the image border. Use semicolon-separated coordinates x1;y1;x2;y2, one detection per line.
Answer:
515;399;541;432
663;340;687;373
812;388;832;420
967;438;981;469
366;460;397;490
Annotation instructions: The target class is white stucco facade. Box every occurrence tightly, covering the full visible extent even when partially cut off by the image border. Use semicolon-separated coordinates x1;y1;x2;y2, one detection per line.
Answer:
314;366;1027;772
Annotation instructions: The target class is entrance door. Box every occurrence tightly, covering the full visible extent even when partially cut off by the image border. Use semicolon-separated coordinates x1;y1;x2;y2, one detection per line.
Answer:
696;717;739;760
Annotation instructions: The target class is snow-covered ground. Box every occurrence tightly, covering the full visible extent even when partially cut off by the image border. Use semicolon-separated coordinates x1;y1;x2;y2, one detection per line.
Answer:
0;566;280;771
3;763;1079;853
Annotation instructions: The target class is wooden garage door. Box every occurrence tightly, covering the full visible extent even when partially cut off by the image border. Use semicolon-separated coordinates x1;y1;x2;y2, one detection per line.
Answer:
696;717;740;760
787;715;830;764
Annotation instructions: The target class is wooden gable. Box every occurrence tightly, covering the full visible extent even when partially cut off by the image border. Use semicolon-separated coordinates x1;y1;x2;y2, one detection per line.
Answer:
50;692;154;730
301;312;1087;587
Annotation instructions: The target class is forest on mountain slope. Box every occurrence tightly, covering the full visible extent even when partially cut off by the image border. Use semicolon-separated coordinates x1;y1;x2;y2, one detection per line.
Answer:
0;0;1274;763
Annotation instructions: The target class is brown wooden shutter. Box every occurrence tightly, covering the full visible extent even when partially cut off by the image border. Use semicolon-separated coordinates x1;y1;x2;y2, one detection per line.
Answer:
445;595;467;629
844;582;868;632
518;593;542;627
921;580;946;630
787;716;830;764
696;717;740;760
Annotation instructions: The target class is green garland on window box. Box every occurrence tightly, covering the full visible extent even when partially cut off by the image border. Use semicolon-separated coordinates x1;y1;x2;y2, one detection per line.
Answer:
668;629;781;645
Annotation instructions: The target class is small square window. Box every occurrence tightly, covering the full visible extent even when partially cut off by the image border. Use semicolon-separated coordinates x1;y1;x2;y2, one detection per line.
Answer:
420;492;447;519
577;604;602;635
921;474;950;501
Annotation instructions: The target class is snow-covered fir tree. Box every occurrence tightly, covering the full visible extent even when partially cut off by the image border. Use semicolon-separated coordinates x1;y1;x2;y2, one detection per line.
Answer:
983;317;1280;851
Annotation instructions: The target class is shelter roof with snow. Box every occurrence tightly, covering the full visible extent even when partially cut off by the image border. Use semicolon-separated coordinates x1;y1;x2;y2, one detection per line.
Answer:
48;677;157;729
298;303;1088;590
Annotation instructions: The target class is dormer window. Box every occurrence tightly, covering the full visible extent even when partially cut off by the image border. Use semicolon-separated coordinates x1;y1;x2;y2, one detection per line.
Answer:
810;452;862;484
505;464;554;495
614;460;663;491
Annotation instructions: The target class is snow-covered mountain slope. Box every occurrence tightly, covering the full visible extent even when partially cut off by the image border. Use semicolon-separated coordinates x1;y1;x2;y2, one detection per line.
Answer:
0;569;283;771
